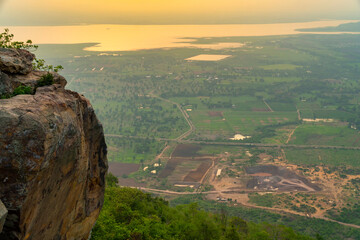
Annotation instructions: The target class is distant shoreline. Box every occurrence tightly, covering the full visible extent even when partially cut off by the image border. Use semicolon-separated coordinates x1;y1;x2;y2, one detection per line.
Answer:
2;20;358;52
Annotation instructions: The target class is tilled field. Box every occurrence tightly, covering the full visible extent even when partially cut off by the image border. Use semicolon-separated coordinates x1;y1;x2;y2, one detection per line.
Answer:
108;162;140;176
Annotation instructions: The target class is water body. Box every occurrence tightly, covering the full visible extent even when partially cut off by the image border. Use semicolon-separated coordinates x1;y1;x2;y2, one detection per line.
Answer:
1;20;358;52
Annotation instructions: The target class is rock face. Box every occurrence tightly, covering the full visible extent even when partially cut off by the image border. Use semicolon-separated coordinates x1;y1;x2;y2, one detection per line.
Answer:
0;48;34;75
0;200;7;233
0;49;108;239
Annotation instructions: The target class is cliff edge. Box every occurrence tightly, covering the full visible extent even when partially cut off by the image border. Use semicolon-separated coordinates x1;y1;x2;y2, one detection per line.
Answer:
0;48;108;240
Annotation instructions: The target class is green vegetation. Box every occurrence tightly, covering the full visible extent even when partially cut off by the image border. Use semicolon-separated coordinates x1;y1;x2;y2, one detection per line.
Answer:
326;178;360;225
12;85;32;96
0;28;63;72
249;193;316;214
289;124;360;147
36;73;54;87
32;58;64;73
33;32;360;236
0;28;37;50
0;85;32;99
106;138;164;163
92;186;314;240
260;64;300;70
327;205;360;226
35;33;360;163
0;73;57;99
171;196;360;240
248;193;277;207
298;21;360;32
285;149;360;167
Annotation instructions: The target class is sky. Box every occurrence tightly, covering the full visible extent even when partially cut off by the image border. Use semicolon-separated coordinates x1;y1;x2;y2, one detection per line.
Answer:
0;0;359;25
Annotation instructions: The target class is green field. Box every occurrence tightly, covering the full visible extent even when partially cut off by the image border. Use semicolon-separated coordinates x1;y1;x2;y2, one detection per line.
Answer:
35;34;360;164
32;29;360;238
289;124;360;147
261;64;301;70
285;149;360;167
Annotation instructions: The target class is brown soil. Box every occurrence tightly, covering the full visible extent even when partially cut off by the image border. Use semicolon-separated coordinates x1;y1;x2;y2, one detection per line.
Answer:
249;173;272;177
184;162;212;182
108;162;140;177
208;111;224;117
117;178;146;187
159;157;211;179
171;144;202;157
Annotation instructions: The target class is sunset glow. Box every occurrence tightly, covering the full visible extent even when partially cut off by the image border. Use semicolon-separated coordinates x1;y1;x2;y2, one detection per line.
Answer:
0;0;359;25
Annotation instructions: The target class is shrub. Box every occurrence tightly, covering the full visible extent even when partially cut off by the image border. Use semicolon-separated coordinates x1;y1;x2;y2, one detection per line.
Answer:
0;28;38;50
12;85;32;96
0;85;32;99
36;73;54;87
1;28;63;72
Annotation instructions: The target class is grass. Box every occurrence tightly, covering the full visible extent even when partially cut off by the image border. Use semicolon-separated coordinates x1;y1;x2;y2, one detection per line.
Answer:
106;137;165;164
262;125;297;144
248;193;277;207
260;64;301;70
289;124;360;147
197;145;243;155
34;34;360;167
285;149;360;167
189;110;298;139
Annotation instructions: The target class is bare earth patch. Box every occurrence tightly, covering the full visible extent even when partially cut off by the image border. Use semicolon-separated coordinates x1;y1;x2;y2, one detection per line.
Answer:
208;111;224;117
245;165;321;192
108;162;140;176
185;54;231;61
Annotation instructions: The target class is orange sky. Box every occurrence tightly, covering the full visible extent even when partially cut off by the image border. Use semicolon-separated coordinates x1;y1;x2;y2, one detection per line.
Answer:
0;0;359;25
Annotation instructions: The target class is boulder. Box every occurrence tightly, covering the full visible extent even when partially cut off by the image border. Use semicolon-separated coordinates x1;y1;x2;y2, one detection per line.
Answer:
0;49;108;240
0;200;7;233
0;48;34;75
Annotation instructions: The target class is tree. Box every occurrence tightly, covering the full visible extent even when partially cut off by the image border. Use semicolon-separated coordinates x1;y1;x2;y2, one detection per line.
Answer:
0;28;63;72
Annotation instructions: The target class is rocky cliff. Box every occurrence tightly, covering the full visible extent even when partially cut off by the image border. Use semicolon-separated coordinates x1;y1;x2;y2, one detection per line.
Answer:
0;48;108;240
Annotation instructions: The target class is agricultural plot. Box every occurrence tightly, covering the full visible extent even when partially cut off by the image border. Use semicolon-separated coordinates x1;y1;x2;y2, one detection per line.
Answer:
285;149;360;167
260;64;301;70
108;162;140;177
261;125;298;144
159;144;214;184
106;137;165;163
171;144;202;157
185;54;231;61
288;124;360;147
190;110;298;137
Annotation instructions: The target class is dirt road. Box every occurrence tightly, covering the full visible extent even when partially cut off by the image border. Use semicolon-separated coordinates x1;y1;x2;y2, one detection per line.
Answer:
132;186;360;229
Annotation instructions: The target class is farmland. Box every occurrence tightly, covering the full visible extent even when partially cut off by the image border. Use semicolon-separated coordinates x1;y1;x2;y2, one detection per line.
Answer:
35;32;360;237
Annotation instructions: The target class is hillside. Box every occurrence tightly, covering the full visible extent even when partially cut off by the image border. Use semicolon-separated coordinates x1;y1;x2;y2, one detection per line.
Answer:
92;179;315;240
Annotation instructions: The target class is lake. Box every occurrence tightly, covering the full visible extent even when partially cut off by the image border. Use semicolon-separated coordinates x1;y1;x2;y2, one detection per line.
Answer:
2;20;358;52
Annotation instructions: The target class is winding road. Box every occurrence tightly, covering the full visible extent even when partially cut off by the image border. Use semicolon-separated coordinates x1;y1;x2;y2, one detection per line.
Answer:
149;93;196;141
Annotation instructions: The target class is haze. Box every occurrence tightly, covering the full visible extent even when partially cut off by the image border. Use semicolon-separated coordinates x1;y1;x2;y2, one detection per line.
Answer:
0;0;359;25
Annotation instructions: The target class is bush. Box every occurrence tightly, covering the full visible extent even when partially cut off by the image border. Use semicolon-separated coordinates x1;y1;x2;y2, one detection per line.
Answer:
12;85;32;96
36;73;54;87
0;85;32;99
1;28;63;72
0;28;37;50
